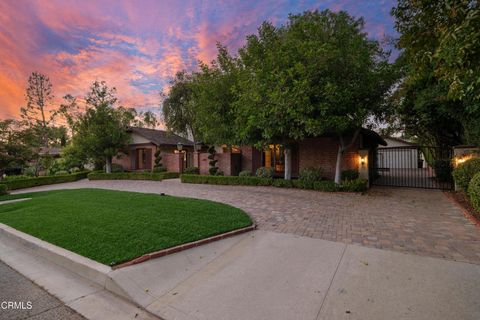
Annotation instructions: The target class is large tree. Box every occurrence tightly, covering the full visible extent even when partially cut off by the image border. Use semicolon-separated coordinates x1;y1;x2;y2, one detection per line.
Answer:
391;0;480;146
235;10;396;182
72;81;131;173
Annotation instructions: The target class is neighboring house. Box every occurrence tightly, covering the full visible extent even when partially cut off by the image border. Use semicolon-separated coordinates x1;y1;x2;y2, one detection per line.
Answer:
378;137;424;169
113;127;194;172
37;147;62;158
196;128;386;179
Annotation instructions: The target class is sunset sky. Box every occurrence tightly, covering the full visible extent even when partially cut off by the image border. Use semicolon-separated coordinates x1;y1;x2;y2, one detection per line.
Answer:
0;0;397;121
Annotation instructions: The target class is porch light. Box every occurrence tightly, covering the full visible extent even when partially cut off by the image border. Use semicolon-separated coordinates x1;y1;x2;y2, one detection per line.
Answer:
194;142;201;152
177;142;183;151
359;155;367;167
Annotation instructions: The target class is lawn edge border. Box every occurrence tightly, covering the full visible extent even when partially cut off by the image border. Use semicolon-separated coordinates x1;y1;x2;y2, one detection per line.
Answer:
443;191;480;228
113;224;256;269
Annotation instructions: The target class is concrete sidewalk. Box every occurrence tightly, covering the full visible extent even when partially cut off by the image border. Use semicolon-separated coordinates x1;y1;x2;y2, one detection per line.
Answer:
111;231;480;320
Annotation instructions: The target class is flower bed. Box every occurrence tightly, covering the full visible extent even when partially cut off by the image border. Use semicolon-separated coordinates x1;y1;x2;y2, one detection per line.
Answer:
87;171;179;181
0;171;89;191
180;174;368;192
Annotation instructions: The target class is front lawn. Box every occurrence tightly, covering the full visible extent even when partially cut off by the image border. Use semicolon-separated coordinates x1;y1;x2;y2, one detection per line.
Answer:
0;189;252;265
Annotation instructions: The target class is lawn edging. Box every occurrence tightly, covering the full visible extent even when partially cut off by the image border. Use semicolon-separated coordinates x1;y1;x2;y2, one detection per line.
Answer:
0;171;89;191
88;171;179;181
113;224;256;269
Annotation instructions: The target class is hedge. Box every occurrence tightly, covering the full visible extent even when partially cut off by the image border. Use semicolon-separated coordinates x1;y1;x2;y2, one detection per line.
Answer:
180;174;368;192
0;171;89;191
453;158;480;191
468;172;480;213
0;184;8;195
87;171;179;181
181;174;273;186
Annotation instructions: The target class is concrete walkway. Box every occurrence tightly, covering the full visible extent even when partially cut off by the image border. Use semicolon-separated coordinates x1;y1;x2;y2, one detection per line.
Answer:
15;179;480;264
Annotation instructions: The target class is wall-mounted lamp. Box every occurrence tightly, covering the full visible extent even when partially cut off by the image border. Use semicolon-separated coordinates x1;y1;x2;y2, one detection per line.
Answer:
454;155;472;167
359;155;367;167
194;142;202;152
177;142;183;151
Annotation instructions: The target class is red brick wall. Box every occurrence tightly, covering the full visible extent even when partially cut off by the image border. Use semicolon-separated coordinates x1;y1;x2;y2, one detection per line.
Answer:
163;153;184;173
298;137;359;180
199;153;210;175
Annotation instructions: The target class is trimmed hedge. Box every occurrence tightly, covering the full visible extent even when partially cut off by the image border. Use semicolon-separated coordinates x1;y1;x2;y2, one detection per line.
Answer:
453;158;480;191
181;174;273;186
180;174;368;192
88;172;179;181
0;171;89;191
0;184;8;195
468;172;480;213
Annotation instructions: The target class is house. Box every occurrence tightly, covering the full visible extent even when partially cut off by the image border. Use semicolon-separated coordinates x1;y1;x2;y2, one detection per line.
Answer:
113;127;195;172
195;128;386;179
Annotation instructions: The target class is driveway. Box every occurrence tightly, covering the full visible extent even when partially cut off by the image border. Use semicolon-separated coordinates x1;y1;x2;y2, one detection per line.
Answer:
15;178;480;264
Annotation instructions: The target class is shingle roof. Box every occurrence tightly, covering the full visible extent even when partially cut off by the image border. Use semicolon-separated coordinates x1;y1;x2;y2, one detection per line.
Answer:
127;127;194;146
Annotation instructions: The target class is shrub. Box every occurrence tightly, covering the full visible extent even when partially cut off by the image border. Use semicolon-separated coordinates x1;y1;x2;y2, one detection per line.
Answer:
299;167;324;189
272;179;295;188
88;172;179;181
256;167;274;178
468;173;480;213
208;146;219;175
54;170;69;176
0;184;8;195
153;149;165;172
433;159;453;183
181;174;273;186
341;169;359;181
340;178;368;192
184;167;200;174
70;167;81;173
239;170;252;177
1;172;89;190
313;180;339;192
453;158;480;191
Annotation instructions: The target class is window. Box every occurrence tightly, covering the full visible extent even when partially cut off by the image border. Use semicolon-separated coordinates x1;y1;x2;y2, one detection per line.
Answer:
262;144;284;173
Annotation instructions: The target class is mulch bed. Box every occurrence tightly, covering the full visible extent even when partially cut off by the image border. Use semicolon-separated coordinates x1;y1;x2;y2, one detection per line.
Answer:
445;191;480;227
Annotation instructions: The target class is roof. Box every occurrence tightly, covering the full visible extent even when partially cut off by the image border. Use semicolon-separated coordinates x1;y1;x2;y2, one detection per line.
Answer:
382;136;417;147
360;128;387;146
37;147;62;156
127;127;194;147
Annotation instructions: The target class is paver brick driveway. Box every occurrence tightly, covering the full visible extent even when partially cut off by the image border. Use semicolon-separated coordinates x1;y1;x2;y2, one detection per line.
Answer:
15;179;480;264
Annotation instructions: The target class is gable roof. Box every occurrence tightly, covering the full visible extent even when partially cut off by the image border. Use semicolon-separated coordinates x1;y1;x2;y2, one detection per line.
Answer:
127;127;194;147
383;136;417;147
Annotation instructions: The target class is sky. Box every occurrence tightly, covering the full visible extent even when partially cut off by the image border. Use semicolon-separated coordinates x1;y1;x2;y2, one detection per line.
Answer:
0;0;398;121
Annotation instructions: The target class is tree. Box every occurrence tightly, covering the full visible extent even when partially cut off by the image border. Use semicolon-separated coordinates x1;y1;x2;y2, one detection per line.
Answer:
162;71;199;142
20;72;54;148
0;120;32;176
391;0;480;146
72;81;131;173
235;10;396;182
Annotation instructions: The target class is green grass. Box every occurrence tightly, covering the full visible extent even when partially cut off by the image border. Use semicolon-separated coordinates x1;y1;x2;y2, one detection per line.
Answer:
0;189;252;266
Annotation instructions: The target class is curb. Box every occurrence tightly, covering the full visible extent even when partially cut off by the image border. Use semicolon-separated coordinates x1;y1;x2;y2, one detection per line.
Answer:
113;224;256;269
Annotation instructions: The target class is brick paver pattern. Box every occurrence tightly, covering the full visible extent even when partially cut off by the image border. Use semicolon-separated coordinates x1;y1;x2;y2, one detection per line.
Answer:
15;179;480;264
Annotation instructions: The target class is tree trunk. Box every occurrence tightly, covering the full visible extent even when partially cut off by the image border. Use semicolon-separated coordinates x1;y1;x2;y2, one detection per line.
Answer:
284;147;292;180
105;156;112;174
334;146;343;185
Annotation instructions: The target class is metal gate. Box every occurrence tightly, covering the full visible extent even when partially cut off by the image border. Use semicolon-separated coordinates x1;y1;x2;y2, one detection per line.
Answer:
369;146;454;190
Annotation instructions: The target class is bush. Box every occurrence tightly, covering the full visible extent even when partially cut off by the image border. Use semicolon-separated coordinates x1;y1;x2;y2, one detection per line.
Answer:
208;146;219;175
70;167;81;173
88;172;179;181
313;180;339;192
152;166;167;173
184;167;200;174
453;158;480;191
340;178;368;192
239;170;252;177
272;179;295;188
341;169;359;181
0;184;8;195
469;173;480;213
1;172;89;190
299;167;324;189
433;159;453;183
55;170;69;176
256;167;274;178
181;174;273;186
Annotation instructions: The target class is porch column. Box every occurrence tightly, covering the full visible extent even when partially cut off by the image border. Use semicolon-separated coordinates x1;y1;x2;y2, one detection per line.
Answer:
358;149;369;187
